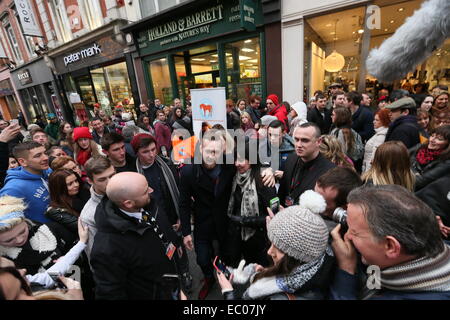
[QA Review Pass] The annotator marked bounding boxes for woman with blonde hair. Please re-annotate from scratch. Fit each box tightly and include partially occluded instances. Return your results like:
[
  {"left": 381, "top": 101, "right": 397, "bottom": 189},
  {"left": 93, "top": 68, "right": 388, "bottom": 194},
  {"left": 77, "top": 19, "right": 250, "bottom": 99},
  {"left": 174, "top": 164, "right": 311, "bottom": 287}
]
[
  {"left": 362, "top": 141, "right": 415, "bottom": 191},
  {"left": 319, "top": 135, "right": 354, "bottom": 169}
]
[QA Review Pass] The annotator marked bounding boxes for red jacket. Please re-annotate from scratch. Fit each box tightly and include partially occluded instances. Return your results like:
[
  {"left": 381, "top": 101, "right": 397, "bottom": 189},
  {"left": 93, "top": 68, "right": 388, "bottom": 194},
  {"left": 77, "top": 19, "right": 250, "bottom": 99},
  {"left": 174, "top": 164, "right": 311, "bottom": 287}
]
[
  {"left": 269, "top": 104, "right": 288, "bottom": 128},
  {"left": 154, "top": 121, "right": 172, "bottom": 153}
]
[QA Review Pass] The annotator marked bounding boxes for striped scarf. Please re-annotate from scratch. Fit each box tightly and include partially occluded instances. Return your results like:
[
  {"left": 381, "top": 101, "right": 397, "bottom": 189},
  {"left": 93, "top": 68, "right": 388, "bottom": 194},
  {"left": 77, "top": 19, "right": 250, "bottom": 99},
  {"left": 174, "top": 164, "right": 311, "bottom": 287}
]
[{"left": 381, "top": 245, "right": 450, "bottom": 292}]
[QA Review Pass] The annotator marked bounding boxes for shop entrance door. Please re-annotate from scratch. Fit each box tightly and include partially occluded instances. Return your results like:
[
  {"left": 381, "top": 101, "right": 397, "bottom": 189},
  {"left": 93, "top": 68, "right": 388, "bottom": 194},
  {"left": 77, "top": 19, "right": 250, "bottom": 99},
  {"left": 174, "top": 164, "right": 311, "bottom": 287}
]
[{"left": 74, "top": 75, "right": 96, "bottom": 108}]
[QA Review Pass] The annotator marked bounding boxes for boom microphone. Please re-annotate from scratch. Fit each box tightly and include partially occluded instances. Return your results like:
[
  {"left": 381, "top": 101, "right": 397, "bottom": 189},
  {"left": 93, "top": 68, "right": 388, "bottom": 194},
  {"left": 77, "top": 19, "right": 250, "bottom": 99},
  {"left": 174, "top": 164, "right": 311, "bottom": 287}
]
[{"left": 366, "top": 0, "right": 450, "bottom": 83}]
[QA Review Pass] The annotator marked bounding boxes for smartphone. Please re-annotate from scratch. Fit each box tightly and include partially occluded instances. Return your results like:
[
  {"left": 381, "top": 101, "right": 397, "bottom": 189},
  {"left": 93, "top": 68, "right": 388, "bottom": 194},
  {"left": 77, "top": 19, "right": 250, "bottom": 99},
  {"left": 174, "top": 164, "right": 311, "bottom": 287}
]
[
  {"left": 10, "top": 119, "right": 18, "bottom": 126},
  {"left": 270, "top": 197, "right": 280, "bottom": 215},
  {"left": 213, "top": 256, "right": 231, "bottom": 279},
  {"left": 47, "top": 272, "right": 67, "bottom": 289}
]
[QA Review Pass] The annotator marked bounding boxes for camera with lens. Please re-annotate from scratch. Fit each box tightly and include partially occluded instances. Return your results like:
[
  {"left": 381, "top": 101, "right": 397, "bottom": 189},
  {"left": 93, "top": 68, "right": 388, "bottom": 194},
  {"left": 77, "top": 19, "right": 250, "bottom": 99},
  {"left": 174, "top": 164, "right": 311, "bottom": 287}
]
[{"left": 332, "top": 207, "right": 348, "bottom": 235}]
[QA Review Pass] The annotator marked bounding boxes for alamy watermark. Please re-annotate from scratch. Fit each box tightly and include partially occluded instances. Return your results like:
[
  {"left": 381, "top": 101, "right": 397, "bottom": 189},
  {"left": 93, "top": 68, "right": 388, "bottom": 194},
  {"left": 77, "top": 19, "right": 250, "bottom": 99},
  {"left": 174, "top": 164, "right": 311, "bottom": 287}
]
[{"left": 366, "top": 265, "right": 381, "bottom": 290}]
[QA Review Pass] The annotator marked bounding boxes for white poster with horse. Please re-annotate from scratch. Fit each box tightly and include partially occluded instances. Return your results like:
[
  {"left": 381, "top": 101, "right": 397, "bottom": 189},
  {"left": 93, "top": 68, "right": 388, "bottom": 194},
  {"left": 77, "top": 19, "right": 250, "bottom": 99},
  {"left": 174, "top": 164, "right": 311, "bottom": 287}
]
[{"left": 191, "top": 87, "right": 227, "bottom": 137}]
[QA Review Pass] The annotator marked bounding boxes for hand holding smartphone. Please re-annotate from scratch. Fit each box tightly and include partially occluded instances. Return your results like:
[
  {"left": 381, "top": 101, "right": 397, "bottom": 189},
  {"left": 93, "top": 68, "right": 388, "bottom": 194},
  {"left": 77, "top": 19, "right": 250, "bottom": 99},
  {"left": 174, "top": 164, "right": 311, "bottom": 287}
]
[
  {"left": 213, "top": 256, "right": 231, "bottom": 280},
  {"left": 47, "top": 272, "right": 67, "bottom": 289},
  {"left": 270, "top": 197, "right": 280, "bottom": 215}
]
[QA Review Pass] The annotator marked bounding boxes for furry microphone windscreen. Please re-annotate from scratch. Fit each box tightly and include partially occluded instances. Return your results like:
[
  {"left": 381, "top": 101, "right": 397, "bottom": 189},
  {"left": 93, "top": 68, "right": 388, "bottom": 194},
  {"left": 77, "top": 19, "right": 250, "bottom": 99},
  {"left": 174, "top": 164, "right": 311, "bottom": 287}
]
[{"left": 366, "top": 0, "right": 450, "bottom": 83}]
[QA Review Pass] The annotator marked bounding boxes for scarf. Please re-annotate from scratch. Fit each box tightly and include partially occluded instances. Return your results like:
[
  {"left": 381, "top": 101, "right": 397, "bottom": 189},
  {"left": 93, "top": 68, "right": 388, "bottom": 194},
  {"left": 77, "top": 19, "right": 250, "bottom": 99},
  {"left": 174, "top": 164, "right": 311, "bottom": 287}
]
[
  {"left": 415, "top": 147, "right": 443, "bottom": 165},
  {"left": 243, "top": 246, "right": 334, "bottom": 299},
  {"left": 227, "top": 170, "right": 259, "bottom": 241},
  {"left": 380, "top": 245, "right": 450, "bottom": 292},
  {"left": 76, "top": 148, "right": 91, "bottom": 167}
]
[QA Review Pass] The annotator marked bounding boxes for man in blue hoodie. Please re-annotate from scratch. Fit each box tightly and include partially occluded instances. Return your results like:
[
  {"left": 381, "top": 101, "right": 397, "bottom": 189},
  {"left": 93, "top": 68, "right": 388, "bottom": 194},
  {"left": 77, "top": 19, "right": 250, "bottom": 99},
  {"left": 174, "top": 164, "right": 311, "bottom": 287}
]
[
  {"left": 0, "top": 141, "right": 52, "bottom": 223},
  {"left": 266, "top": 120, "right": 295, "bottom": 180}
]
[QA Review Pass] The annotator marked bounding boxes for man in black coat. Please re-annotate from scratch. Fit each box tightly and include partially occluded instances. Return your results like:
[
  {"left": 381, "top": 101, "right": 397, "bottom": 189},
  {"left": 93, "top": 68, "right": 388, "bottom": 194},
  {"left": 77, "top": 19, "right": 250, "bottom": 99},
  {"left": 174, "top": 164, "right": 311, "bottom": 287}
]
[
  {"left": 307, "top": 93, "right": 332, "bottom": 134},
  {"left": 384, "top": 97, "right": 420, "bottom": 149},
  {"left": 90, "top": 172, "right": 182, "bottom": 300},
  {"left": 278, "top": 122, "right": 336, "bottom": 207},
  {"left": 345, "top": 91, "right": 375, "bottom": 142},
  {"left": 179, "top": 130, "right": 275, "bottom": 299}
]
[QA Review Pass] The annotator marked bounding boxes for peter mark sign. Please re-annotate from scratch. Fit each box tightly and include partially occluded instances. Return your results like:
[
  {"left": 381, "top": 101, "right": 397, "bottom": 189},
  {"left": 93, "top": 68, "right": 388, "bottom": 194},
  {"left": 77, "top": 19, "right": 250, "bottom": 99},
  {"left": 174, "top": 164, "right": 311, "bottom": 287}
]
[{"left": 63, "top": 43, "right": 102, "bottom": 66}]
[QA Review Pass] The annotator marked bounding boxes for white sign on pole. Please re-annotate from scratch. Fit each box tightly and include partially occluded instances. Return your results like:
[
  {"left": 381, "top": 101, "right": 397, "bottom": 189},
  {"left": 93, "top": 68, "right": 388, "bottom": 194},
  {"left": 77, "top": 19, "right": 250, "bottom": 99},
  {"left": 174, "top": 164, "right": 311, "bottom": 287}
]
[
  {"left": 14, "top": 0, "right": 42, "bottom": 37},
  {"left": 191, "top": 87, "right": 227, "bottom": 137}
]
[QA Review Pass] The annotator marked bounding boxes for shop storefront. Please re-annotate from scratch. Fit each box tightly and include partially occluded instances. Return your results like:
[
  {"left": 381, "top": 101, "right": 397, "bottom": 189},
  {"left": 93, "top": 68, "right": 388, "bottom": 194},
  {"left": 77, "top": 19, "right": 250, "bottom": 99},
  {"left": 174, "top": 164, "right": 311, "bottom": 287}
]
[
  {"left": 123, "top": 0, "right": 275, "bottom": 106},
  {"left": 282, "top": 0, "right": 450, "bottom": 103},
  {"left": 10, "top": 57, "right": 64, "bottom": 124},
  {"left": 47, "top": 19, "right": 137, "bottom": 124},
  {"left": 0, "top": 78, "right": 21, "bottom": 121}
]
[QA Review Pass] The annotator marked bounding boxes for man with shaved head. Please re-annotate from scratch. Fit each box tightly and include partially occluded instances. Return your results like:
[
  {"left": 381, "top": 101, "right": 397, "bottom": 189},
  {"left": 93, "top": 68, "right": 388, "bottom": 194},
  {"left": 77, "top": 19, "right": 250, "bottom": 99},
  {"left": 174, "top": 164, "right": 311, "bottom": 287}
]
[{"left": 89, "top": 172, "right": 182, "bottom": 300}]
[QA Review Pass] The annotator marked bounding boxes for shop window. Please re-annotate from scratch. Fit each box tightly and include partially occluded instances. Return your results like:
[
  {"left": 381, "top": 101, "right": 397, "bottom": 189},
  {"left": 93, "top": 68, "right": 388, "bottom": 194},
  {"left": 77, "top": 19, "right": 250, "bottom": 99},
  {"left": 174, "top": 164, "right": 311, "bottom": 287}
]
[
  {"left": 80, "top": 0, "right": 103, "bottom": 31},
  {"left": 149, "top": 58, "right": 173, "bottom": 106},
  {"left": 174, "top": 45, "right": 220, "bottom": 104},
  {"left": 49, "top": 0, "right": 73, "bottom": 43},
  {"left": 140, "top": 0, "right": 189, "bottom": 17},
  {"left": 104, "top": 62, "right": 132, "bottom": 107},
  {"left": 224, "top": 37, "right": 262, "bottom": 101},
  {"left": 304, "top": 7, "right": 365, "bottom": 99},
  {"left": 3, "top": 20, "right": 23, "bottom": 63}
]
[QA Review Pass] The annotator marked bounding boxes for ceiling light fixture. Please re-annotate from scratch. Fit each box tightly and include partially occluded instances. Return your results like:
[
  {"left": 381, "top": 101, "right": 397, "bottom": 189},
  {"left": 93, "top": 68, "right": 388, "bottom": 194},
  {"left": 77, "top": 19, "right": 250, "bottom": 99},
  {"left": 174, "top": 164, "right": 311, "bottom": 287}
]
[
  {"left": 192, "top": 58, "right": 205, "bottom": 61},
  {"left": 398, "top": 7, "right": 404, "bottom": 12},
  {"left": 357, "top": 29, "right": 364, "bottom": 34},
  {"left": 244, "top": 39, "right": 252, "bottom": 43},
  {"left": 324, "top": 19, "right": 345, "bottom": 73},
  {"left": 390, "top": 20, "right": 395, "bottom": 24}
]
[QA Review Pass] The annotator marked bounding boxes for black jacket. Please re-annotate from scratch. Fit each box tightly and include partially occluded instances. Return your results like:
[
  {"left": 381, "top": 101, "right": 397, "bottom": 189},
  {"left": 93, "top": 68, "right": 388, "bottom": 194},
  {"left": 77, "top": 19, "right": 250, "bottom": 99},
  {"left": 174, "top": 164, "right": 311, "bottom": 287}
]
[
  {"left": 227, "top": 109, "right": 241, "bottom": 130},
  {"left": 416, "top": 173, "right": 450, "bottom": 226},
  {"left": 0, "top": 141, "right": 9, "bottom": 189},
  {"left": 278, "top": 153, "right": 336, "bottom": 207},
  {"left": 410, "top": 144, "right": 450, "bottom": 191},
  {"left": 246, "top": 106, "right": 261, "bottom": 124},
  {"left": 90, "top": 197, "right": 180, "bottom": 300},
  {"left": 307, "top": 107, "right": 332, "bottom": 135},
  {"left": 179, "top": 164, "right": 235, "bottom": 244},
  {"left": 352, "top": 106, "right": 375, "bottom": 142},
  {"left": 385, "top": 115, "right": 420, "bottom": 149},
  {"left": 92, "top": 127, "right": 111, "bottom": 145}
]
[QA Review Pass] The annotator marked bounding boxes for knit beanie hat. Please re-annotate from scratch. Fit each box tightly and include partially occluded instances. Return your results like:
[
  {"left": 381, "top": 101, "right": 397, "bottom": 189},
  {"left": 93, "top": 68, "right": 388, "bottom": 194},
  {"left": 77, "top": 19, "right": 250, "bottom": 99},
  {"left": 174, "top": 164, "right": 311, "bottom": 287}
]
[
  {"left": 0, "top": 196, "right": 26, "bottom": 232},
  {"left": 131, "top": 133, "right": 155, "bottom": 153},
  {"left": 267, "top": 94, "right": 279, "bottom": 106},
  {"left": 73, "top": 127, "right": 93, "bottom": 142},
  {"left": 267, "top": 190, "right": 329, "bottom": 263}
]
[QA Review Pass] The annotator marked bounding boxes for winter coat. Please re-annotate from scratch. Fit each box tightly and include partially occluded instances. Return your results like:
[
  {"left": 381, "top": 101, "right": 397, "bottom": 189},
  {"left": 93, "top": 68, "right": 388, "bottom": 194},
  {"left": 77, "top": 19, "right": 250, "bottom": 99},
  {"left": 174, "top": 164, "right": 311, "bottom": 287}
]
[
  {"left": 44, "top": 122, "right": 60, "bottom": 140},
  {"left": 265, "top": 135, "right": 295, "bottom": 172},
  {"left": 45, "top": 207, "right": 78, "bottom": 234},
  {"left": 307, "top": 107, "right": 332, "bottom": 135},
  {"left": 330, "top": 128, "right": 364, "bottom": 161},
  {"left": 330, "top": 269, "right": 450, "bottom": 300},
  {"left": 0, "top": 167, "right": 52, "bottom": 223},
  {"left": 179, "top": 164, "right": 235, "bottom": 246},
  {"left": 245, "top": 106, "right": 261, "bottom": 124},
  {"left": 80, "top": 186, "right": 104, "bottom": 261},
  {"left": 0, "top": 141, "right": 9, "bottom": 189},
  {"left": 224, "top": 251, "right": 336, "bottom": 300},
  {"left": 278, "top": 153, "right": 336, "bottom": 207},
  {"left": 362, "top": 126, "right": 388, "bottom": 173},
  {"left": 352, "top": 106, "right": 375, "bottom": 142},
  {"left": 92, "top": 126, "right": 111, "bottom": 145},
  {"left": 0, "top": 220, "right": 66, "bottom": 275},
  {"left": 154, "top": 120, "right": 172, "bottom": 154},
  {"left": 90, "top": 197, "right": 179, "bottom": 300},
  {"left": 269, "top": 105, "right": 288, "bottom": 129},
  {"left": 385, "top": 115, "right": 420, "bottom": 149},
  {"left": 227, "top": 109, "right": 241, "bottom": 130},
  {"left": 410, "top": 144, "right": 450, "bottom": 191},
  {"left": 415, "top": 173, "right": 450, "bottom": 226}
]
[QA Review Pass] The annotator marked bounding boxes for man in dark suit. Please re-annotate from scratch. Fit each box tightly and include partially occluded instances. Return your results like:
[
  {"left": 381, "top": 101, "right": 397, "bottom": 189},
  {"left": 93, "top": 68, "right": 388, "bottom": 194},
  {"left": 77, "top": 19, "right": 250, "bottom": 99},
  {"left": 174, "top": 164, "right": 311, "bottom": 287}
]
[
  {"left": 307, "top": 93, "right": 332, "bottom": 134},
  {"left": 278, "top": 122, "right": 336, "bottom": 207}
]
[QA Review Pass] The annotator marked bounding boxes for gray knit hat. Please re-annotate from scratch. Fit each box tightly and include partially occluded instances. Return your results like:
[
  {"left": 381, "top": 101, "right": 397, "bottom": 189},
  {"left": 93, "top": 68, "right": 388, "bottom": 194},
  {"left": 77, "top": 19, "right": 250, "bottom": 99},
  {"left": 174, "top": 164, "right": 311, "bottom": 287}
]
[{"left": 267, "top": 190, "right": 329, "bottom": 263}]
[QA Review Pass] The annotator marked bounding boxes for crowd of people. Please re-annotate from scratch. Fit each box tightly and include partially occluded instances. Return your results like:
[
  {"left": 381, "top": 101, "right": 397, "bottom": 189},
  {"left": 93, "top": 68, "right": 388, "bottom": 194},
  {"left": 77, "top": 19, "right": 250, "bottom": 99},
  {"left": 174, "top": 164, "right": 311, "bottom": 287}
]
[{"left": 0, "top": 83, "right": 449, "bottom": 300}]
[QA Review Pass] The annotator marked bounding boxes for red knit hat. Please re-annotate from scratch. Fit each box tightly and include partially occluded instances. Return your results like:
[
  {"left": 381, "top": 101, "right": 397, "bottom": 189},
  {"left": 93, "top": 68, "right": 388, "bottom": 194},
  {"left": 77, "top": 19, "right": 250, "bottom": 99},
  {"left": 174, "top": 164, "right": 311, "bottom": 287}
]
[
  {"left": 131, "top": 133, "right": 157, "bottom": 153},
  {"left": 73, "top": 127, "right": 93, "bottom": 142},
  {"left": 267, "top": 94, "right": 279, "bottom": 106}
]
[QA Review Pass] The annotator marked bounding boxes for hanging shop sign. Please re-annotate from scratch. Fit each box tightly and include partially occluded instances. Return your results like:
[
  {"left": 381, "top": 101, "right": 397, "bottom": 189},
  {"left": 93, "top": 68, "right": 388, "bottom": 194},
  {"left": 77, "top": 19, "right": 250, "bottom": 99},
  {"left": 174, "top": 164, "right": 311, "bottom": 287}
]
[
  {"left": 137, "top": 0, "right": 263, "bottom": 56},
  {"left": 14, "top": 0, "right": 42, "bottom": 37},
  {"left": 17, "top": 69, "right": 33, "bottom": 85}
]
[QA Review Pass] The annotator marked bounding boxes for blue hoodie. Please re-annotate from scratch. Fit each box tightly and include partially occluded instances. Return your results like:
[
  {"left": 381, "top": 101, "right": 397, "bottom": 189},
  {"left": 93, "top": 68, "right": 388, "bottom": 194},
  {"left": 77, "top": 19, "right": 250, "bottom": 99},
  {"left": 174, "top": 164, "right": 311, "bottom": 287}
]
[{"left": 0, "top": 167, "right": 52, "bottom": 223}]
